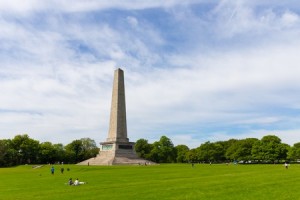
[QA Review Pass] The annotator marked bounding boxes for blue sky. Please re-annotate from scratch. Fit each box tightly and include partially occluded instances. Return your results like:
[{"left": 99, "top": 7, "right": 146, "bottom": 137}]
[{"left": 1, "top": 0, "right": 300, "bottom": 148}]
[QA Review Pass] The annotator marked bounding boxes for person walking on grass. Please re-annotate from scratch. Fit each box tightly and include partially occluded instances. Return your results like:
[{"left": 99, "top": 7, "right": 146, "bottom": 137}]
[{"left": 51, "top": 166, "right": 55, "bottom": 175}]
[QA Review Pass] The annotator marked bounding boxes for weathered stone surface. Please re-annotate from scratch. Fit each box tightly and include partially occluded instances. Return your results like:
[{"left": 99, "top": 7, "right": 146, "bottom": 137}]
[
  {"left": 77, "top": 68, "right": 155, "bottom": 165},
  {"left": 107, "top": 69, "right": 129, "bottom": 143}
]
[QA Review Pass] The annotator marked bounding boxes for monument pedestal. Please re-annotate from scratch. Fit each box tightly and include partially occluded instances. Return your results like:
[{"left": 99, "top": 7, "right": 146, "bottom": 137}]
[{"left": 78, "top": 141, "right": 154, "bottom": 165}]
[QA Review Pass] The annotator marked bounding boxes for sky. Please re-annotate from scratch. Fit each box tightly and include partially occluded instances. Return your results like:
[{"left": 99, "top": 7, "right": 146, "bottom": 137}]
[{"left": 1, "top": 0, "right": 300, "bottom": 148}]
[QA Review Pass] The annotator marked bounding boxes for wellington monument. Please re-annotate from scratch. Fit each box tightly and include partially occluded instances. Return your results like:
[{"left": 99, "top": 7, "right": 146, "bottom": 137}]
[{"left": 78, "top": 68, "right": 154, "bottom": 165}]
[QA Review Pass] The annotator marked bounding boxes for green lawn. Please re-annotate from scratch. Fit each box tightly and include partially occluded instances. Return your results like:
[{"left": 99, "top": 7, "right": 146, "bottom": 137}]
[{"left": 0, "top": 163, "right": 299, "bottom": 200}]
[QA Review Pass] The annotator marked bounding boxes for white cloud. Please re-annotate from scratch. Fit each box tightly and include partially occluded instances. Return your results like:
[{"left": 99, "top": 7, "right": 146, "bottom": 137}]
[
  {"left": 280, "top": 10, "right": 300, "bottom": 27},
  {"left": 172, "top": 134, "right": 201, "bottom": 148},
  {"left": 212, "top": 1, "right": 300, "bottom": 38},
  {"left": 128, "top": 40, "right": 300, "bottom": 115},
  {"left": 0, "top": 0, "right": 43, "bottom": 13},
  {"left": 0, "top": 0, "right": 208, "bottom": 14},
  {"left": 126, "top": 16, "right": 138, "bottom": 27}
]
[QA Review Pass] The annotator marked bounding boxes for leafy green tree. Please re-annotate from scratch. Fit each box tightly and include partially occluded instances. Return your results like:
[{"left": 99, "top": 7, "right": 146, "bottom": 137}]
[
  {"left": 0, "top": 140, "right": 8, "bottom": 166},
  {"left": 278, "top": 143, "right": 290, "bottom": 161},
  {"left": 197, "top": 142, "right": 210, "bottom": 162},
  {"left": 38, "top": 142, "right": 66, "bottom": 164},
  {"left": 65, "top": 138, "right": 98, "bottom": 163},
  {"left": 148, "top": 141, "right": 160, "bottom": 163},
  {"left": 0, "top": 139, "right": 17, "bottom": 167},
  {"left": 53, "top": 143, "right": 66, "bottom": 163},
  {"left": 225, "top": 140, "right": 240, "bottom": 161},
  {"left": 252, "top": 135, "right": 288, "bottom": 162},
  {"left": 159, "top": 136, "right": 176, "bottom": 163},
  {"left": 135, "top": 139, "right": 152, "bottom": 159},
  {"left": 241, "top": 138, "right": 259, "bottom": 161},
  {"left": 80, "top": 138, "right": 99, "bottom": 159},
  {"left": 148, "top": 136, "right": 176, "bottom": 163},
  {"left": 222, "top": 139, "right": 239, "bottom": 150},
  {"left": 198, "top": 141, "right": 224, "bottom": 162},
  {"left": 213, "top": 141, "right": 227, "bottom": 161},
  {"left": 226, "top": 138, "right": 258, "bottom": 161},
  {"left": 186, "top": 148, "right": 198, "bottom": 163},
  {"left": 11, "top": 134, "right": 40, "bottom": 164},
  {"left": 65, "top": 140, "right": 83, "bottom": 163},
  {"left": 39, "top": 142, "right": 57, "bottom": 164},
  {"left": 288, "top": 142, "right": 300, "bottom": 160},
  {"left": 175, "top": 145, "right": 189, "bottom": 163}
]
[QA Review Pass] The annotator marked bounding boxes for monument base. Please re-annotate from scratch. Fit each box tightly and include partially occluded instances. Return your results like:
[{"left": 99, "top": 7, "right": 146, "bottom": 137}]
[{"left": 77, "top": 141, "right": 155, "bottom": 166}]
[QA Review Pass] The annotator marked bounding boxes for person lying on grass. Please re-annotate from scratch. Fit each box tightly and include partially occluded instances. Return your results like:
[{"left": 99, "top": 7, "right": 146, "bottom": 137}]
[{"left": 73, "top": 178, "right": 87, "bottom": 185}]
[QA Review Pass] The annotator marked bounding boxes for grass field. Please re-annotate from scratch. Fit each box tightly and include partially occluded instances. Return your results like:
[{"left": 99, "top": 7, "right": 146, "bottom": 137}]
[{"left": 0, "top": 163, "right": 299, "bottom": 200}]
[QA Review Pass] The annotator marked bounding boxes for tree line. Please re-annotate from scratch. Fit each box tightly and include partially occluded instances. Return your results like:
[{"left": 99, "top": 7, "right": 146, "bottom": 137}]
[
  {"left": 1, "top": 134, "right": 300, "bottom": 167},
  {"left": 135, "top": 135, "right": 300, "bottom": 164},
  {"left": 0, "top": 134, "right": 99, "bottom": 167}
]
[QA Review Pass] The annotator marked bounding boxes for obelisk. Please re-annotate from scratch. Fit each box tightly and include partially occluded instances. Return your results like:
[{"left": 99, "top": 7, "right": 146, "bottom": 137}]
[
  {"left": 77, "top": 68, "right": 155, "bottom": 165},
  {"left": 106, "top": 68, "right": 129, "bottom": 143},
  {"left": 100, "top": 68, "right": 134, "bottom": 153}
]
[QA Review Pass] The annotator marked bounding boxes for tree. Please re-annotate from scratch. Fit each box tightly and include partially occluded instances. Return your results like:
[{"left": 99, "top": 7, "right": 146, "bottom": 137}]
[
  {"left": 226, "top": 138, "right": 258, "bottom": 162},
  {"left": 65, "top": 138, "right": 98, "bottom": 163},
  {"left": 198, "top": 141, "right": 223, "bottom": 162},
  {"left": 252, "top": 135, "right": 287, "bottom": 163},
  {"left": 39, "top": 142, "right": 57, "bottom": 164},
  {"left": 148, "top": 141, "right": 160, "bottom": 163},
  {"left": 11, "top": 134, "right": 40, "bottom": 164},
  {"left": 213, "top": 141, "right": 227, "bottom": 162},
  {"left": 0, "top": 140, "right": 8, "bottom": 166},
  {"left": 0, "top": 139, "right": 17, "bottom": 167},
  {"left": 159, "top": 136, "right": 176, "bottom": 163},
  {"left": 186, "top": 148, "right": 198, "bottom": 163},
  {"left": 225, "top": 140, "right": 240, "bottom": 161},
  {"left": 65, "top": 140, "right": 83, "bottom": 163},
  {"left": 277, "top": 143, "right": 289, "bottom": 161},
  {"left": 80, "top": 138, "right": 99, "bottom": 160},
  {"left": 53, "top": 143, "right": 66, "bottom": 163},
  {"left": 148, "top": 136, "right": 176, "bottom": 163},
  {"left": 175, "top": 145, "right": 189, "bottom": 163},
  {"left": 288, "top": 142, "right": 300, "bottom": 160},
  {"left": 135, "top": 139, "right": 152, "bottom": 159},
  {"left": 240, "top": 138, "right": 259, "bottom": 161}
]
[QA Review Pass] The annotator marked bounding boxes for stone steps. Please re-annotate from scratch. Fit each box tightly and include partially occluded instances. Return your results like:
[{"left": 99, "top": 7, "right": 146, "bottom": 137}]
[
  {"left": 77, "top": 153, "right": 156, "bottom": 166},
  {"left": 113, "top": 157, "right": 155, "bottom": 165}
]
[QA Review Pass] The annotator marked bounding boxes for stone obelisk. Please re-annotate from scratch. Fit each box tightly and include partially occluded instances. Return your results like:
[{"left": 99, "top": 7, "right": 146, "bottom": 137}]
[
  {"left": 106, "top": 68, "right": 128, "bottom": 143},
  {"left": 77, "top": 68, "right": 154, "bottom": 165},
  {"left": 100, "top": 68, "right": 135, "bottom": 155}
]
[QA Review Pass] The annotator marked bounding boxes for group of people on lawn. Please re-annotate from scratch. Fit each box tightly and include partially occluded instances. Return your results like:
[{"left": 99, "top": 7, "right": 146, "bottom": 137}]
[{"left": 50, "top": 166, "right": 86, "bottom": 186}]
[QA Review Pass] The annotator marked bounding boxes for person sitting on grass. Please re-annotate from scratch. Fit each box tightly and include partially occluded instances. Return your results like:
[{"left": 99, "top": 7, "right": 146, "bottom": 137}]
[
  {"left": 74, "top": 178, "right": 86, "bottom": 186},
  {"left": 68, "top": 178, "right": 73, "bottom": 185}
]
